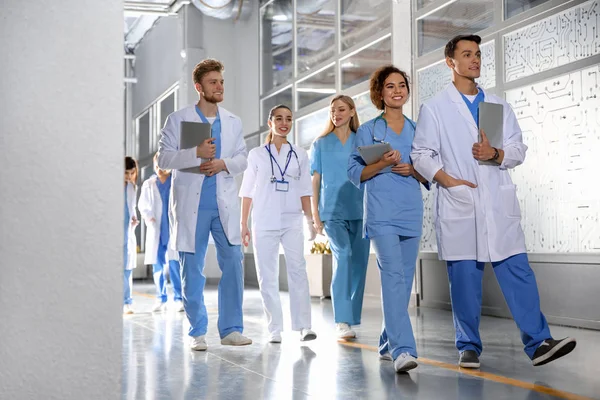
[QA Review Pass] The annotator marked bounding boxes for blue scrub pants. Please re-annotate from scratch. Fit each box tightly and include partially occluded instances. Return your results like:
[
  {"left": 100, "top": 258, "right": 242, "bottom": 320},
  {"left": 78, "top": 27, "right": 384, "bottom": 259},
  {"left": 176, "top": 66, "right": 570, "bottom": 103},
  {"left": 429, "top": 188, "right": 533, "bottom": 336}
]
[
  {"left": 447, "top": 253, "right": 551, "bottom": 359},
  {"left": 371, "top": 235, "right": 420, "bottom": 360},
  {"left": 179, "top": 208, "right": 244, "bottom": 338},
  {"left": 323, "top": 219, "right": 370, "bottom": 325},
  {"left": 124, "top": 269, "right": 133, "bottom": 305},
  {"left": 153, "top": 242, "right": 182, "bottom": 303}
]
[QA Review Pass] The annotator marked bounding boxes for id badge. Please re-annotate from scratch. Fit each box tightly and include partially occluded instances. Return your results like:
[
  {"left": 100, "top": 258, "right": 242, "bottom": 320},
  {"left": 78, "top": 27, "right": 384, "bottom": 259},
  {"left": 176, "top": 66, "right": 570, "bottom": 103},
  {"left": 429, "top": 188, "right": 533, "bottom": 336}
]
[{"left": 275, "top": 180, "right": 289, "bottom": 192}]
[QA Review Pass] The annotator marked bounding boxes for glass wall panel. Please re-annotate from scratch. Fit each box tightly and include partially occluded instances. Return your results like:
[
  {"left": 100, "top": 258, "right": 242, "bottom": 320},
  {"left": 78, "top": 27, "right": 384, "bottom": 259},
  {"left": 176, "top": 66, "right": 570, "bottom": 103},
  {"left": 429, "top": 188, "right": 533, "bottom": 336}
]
[
  {"left": 296, "top": 0, "right": 336, "bottom": 73},
  {"left": 417, "top": 0, "right": 494, "bottom": 56},
  {"left": 245, "top": 134, "right": 261, "bottom": 151},
  {"left": 156, "top": 92, "right": 175, "bottom": 152},
  {"left": 504, "top": 0, "right": 600, "bottom": 83},
  {"left": 341, "top": 0, "right": 391, "bottom": 50},
  {"left": 295, "top": 107, "right": 329, "bottom": 148},
  {"left": 137, "top": 111, "right": 151, "bottom": 160},
  {"left": 505, "top": 64, "right": 600, "bottom": 252},
  {"left": 417, "top": 0, "right": 438, "bottom": 9},
  {"left": 341, "top": 36, "right": 391, "bottom": 89},
  {"left": 261, "top": 0, "right": 293, "bottom": 94},
  {"left": 505, "top": 0, "right": 551, "bottom": 19},
  {"left": 297, "top": 64, "right": 336, "bottom": 109},
  {"left": 261, "top": 86, "right": 293, "bottom": 123},
  {"left": 353, "top": 91, "right": 379, "bottom": 123}
]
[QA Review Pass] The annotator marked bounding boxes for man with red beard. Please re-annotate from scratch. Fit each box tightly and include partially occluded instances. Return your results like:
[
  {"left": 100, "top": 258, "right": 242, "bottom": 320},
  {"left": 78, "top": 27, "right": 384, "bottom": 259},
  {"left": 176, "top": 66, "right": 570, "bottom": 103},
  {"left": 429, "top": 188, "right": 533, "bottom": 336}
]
[{"left": 158, "top": 59, "right": 251, "bottom": 351}]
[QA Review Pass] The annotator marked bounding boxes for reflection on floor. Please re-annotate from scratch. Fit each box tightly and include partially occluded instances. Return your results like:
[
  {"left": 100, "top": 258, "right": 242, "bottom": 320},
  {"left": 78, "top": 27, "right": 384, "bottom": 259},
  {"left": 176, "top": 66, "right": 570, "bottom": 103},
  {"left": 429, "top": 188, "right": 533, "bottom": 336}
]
[{"left": 123, "top": 283, "right": 599, "bottom": 400}]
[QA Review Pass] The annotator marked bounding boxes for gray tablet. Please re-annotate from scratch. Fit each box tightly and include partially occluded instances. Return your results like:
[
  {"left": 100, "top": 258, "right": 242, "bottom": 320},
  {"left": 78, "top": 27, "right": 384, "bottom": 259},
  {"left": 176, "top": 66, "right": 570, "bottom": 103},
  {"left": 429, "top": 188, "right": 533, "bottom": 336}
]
[
  {"left": 478, "top": 102, "right": 504, "bottom": 166},
  {"left": 357, "top": 142, "right": 393, "bottom": 165},
  {"left": 179, "top": 121, "right": 212, "bottom": 174}
]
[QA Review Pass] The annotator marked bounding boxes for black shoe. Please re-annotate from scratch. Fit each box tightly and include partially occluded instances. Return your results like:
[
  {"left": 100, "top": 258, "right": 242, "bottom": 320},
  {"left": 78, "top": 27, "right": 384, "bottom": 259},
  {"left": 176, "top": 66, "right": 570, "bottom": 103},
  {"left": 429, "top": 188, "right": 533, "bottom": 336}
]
[
  {"left": 532, "top": 337, "right": 576, "bottom": 366},
  {"left": 459, "top": 350, "right": 480, "bottom": 368}
]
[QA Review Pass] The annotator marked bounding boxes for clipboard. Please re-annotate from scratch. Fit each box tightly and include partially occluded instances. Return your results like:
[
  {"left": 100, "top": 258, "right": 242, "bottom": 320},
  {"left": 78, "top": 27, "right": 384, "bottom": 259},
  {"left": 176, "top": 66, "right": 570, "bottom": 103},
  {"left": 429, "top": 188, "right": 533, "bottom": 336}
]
[
  {"left": 179, "top": 121, "right": 212, "bottom": 173},
  {"left": 478, "top": 102, "right": 504, "bottom": 166},
  {"left": 357, "top": 142, "right": 393, "bottom": 165}
]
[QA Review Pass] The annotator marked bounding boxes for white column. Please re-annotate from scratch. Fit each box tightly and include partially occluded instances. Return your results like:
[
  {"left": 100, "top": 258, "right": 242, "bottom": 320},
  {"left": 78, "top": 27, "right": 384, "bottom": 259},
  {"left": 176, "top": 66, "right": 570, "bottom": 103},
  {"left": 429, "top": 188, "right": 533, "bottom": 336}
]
[
  {"left": 0, "top": 1, "right": 123, "bottom": 399},
  {"left": 392, "top": 0, "right": 414, "bottom": 118}
]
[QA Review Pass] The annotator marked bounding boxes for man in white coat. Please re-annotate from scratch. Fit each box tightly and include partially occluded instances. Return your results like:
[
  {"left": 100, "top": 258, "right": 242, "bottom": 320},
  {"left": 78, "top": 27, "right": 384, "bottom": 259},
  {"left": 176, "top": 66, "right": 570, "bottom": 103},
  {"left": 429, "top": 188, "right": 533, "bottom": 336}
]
[
  {"left": 138, "top": 153, "right": 183, "bottom": 313},
  {"left": 157, "top": 58, "right": 251, "bottom": 350},
  {"left": 411, "top": 35, "right": 576, "bottom": 368}
]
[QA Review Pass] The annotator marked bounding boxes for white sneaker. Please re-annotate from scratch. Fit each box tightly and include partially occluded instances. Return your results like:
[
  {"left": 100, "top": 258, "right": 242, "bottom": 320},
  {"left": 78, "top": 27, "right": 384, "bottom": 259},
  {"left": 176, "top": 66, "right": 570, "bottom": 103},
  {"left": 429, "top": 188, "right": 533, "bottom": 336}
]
[
  {"left": 379, "top": 352, "right": 393, "bottom": 361},
  {"left": 394, "top": 353, "right": 418, "bottom": 373},
  {"left": 173, "top": 300, "right": 185, "bottom": 312},
  {"left": 221, "top": 331, "right": 252, "bottom": 346},
  {"left": 269, "top": 334, "right": 282, "bottom": 343},
  {"left": 123, "top": 304, "right": 134, "bottom": 314},
  {"left": 190, "top": 335, "right": 207, "bottom": 351},
  {"left": 336, "top": 323, "right": 356, "bottom": 339},
  {"left": 300, "top": 328, "right": 317, "bottom": 341},
  {"left": 152, "top": 301, "right": 167, "bottom": 312}
]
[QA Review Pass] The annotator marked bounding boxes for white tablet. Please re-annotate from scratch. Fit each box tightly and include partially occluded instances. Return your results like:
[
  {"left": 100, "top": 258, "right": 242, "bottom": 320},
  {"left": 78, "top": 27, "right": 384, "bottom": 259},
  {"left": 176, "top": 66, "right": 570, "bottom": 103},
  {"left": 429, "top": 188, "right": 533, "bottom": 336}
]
[{"left": 357, "top": 143, "right": 393, "bottom": 165}]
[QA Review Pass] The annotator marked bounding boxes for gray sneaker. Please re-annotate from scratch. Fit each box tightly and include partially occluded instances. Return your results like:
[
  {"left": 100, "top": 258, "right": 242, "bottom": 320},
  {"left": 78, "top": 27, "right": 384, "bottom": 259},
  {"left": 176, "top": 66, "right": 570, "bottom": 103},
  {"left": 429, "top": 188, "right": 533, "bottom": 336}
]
[{"left": 459, "top": 350, "right": 480, "bottom": 368}]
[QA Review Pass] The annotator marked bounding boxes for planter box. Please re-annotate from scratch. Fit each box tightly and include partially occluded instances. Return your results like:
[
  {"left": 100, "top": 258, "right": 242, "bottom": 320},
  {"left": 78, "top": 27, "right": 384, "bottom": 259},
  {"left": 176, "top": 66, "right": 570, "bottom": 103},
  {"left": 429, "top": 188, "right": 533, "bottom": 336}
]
[{"left": 305, "top": 253, "right": 332, "bottom": 298}]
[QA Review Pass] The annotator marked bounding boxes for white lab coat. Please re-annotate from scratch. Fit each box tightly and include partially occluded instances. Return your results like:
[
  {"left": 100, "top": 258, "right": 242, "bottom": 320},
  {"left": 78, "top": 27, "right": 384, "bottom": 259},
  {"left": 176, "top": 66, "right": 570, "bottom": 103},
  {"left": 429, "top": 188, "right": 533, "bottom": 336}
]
[
  {"left": 137, "top": 175, "right": 178, "bottom": 265},
  {"left": 125, "top": 182, "right": 138, "bottom": 270},
  {"left": 239, "top": 143, "right": 313, "bottom": 231},
  {"left": 411, "top": 84, "right": 528, "bottom": 262},
  {"left": 157, "top": 105, "right": 248, "bottom": 252}
]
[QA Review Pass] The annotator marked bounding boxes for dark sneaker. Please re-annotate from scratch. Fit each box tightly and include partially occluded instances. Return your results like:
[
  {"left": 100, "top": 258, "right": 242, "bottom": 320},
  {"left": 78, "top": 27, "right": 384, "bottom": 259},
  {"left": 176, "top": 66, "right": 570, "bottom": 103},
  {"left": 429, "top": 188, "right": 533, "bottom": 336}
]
[
  {"left": 459, "top": 350, "right": 481, "bottom": 368},
  {"left": 532, "top": 337, "right": 576, "bottom": 366}
]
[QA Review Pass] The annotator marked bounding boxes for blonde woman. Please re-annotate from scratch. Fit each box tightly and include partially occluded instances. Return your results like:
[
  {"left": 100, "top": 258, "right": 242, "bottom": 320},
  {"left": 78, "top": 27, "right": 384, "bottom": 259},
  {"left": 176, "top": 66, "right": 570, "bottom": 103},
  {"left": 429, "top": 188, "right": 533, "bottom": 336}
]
[{"left": 310, "top": 95, "right": 370, "bottom": 340}]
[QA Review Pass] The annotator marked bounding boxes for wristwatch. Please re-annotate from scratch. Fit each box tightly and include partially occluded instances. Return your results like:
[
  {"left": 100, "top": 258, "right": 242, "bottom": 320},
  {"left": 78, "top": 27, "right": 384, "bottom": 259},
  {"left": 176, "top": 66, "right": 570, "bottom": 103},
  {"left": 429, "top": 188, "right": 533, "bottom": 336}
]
[{"left": 490, "top": 147, "right": 499, "bottom": 161}]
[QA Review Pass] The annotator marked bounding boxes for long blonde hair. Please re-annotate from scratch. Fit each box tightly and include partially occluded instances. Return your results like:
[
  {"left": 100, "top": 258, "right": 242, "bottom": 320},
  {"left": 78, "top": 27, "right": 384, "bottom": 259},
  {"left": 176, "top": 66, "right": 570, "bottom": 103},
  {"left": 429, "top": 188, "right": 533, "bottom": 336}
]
[{"left": 316, "top": 95, "right": 360, "bottom": 140}]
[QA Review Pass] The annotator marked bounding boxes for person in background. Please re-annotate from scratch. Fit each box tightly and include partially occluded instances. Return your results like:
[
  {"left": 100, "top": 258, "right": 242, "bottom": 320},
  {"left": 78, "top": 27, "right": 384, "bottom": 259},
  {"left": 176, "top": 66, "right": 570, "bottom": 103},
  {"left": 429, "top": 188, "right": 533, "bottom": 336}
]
[
  {"left": 239, "top": 104, "right": 317, "bottom": 344},
  {"left": 138, "top": 153, "right": 183, "bottom": 313},
  {"left": 310, "top": 95, "right": 370, "bottom": 340},
  {"left": 124, "top": 156, "right": 139, "bottom": 314}
]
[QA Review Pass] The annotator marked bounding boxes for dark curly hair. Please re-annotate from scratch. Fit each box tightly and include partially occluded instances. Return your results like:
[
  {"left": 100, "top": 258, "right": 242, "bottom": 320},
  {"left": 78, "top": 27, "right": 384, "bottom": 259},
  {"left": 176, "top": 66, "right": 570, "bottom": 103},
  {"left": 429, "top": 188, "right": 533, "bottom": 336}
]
[{"left": 369, "top": 65, "right": 411, "bottom": 111}]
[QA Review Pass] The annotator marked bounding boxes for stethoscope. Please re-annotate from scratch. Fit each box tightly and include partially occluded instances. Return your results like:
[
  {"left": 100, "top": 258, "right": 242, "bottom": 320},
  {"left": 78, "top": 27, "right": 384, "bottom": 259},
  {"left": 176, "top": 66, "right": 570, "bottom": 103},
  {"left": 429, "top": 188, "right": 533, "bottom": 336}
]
[
  {"left": 369, "top": 113, "right": 416, "bottom": 144},
  {"left": 265, "top": 142, "right": 300, "bottom": 183}
]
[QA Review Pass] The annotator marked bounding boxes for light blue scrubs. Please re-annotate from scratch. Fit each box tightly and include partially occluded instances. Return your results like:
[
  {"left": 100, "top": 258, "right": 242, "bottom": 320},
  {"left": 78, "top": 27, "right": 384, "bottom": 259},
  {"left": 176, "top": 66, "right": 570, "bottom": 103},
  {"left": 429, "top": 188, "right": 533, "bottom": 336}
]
[
  {"left": 310, "top": 132, "right": 370, "bottom": 325},
  {"left": 448, "top": 92, "right": 551, "bottom": 359},
  {"left": 179, "top": 107, "right": 244, "bottom": 338},
  {"left": 124, "top": 188, "right": 132, "bottom": 305},
  {"left": 153, "top": 175, "right": 182, "bottom": 303},
  {"left": 348, "top": 115, "right": 424, "bottom": 360}
]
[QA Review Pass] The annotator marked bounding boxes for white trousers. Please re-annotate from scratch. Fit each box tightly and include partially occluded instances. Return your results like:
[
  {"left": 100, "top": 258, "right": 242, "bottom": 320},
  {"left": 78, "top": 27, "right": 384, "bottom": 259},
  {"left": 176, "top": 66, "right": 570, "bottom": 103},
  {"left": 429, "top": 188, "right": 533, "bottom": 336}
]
[{"left": 252, "top": 225, "right": 312, "bottom": 335}]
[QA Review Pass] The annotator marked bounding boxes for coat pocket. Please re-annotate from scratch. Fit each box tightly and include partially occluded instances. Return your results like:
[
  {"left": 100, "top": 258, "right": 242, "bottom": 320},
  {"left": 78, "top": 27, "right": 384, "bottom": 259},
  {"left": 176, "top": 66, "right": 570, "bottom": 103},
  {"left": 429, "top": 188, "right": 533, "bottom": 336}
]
[
  {"left": 439, "top": 185, "right": 475, "bottom": 219},
  {"left": 499, "top": 184, "right": 521, "bottom": 219}
]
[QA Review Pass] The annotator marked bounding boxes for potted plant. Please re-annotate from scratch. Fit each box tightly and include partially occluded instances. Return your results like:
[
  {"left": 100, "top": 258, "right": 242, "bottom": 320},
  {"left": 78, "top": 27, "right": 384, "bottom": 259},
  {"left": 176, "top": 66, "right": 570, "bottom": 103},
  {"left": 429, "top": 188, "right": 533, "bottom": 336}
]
[{"left": 305, "top": 239, "right": 332, "bottom": 298}]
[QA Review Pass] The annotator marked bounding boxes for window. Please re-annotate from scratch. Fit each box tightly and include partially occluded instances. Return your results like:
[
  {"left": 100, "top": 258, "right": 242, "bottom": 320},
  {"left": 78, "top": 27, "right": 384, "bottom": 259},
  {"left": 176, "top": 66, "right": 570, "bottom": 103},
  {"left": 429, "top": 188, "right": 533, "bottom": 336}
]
[
  {"left": 341, "top": 0, "right": 391, "bottom": 50},
  {"left": 137, "top": 110, "right": 151, "bottom": 160},
  {"left": 417, "top": 0, "right": 438, "bottom": 9},
  {"left": 353, "top": 91, "right": 379, "bottom": 123},
  {"left": 297, "top": 64, "right": 336, "bottom": 109},
  {"left": 296, "top": 0, "right": 336, "bottom": 74},
  {"left": 341, "top": 35, "right": 391, "bottom": 89},
  {"left": 295, "top": 107, "right": 329, "bottom": 149},
  {"left": 505, "top": 0, "right": 551, "bottom": 19},
  {"left": 417, "top": 0, "right": 495, "bottom": 56},
  {"left": 261, "top": 0, "right": 293, "bottom": 94},
  {"left": 261, "top": 86, "right": 293, "bottom": 123}
]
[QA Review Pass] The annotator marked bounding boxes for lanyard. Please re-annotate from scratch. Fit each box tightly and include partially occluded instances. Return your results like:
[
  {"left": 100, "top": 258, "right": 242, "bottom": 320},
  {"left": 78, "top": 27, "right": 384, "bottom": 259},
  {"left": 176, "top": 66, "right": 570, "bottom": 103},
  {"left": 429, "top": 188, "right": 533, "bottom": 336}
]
[{"left": 265, "top": 143, "right": 295, "bottom": 182}]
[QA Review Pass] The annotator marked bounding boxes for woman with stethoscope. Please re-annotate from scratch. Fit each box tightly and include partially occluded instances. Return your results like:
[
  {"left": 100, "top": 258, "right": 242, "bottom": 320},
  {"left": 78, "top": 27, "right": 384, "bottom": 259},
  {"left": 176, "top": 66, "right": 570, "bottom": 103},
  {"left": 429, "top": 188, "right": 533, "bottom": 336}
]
[
  {"left": 239, "top": 104, "right": 317, "bottom": 343},
  {"left": 309, "top": 95, "right": 370, "bottom": 340},
  {"left": 348, "top": 66, "right": 428, "bottom": 373}
]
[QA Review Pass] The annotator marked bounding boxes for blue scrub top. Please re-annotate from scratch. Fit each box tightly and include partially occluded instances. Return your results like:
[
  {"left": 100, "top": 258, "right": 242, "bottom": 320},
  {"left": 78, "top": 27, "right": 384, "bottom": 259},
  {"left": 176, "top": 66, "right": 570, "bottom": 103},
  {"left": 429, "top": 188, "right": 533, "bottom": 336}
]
[
  {"left": 196, "top": 106, "right": 221, "bottom": 210},
  {"left": 156, "top": 174, "right": 172, "bottom": 246},
  {"left": 310, "top": 132, "right": 363, "bottom": 222},
  {"left": 460, "top": 89, "right": 485, "bottom": 125},
  {"left": 347, "top": 116, "right": 423, "bottom": 239}
]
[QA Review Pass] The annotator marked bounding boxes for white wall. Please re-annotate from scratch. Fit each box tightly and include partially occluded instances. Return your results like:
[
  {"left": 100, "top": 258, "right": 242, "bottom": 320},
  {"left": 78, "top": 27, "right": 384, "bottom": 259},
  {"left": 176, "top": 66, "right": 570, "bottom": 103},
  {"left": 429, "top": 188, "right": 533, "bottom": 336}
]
[
  {"left": 0, "top": 1, "right": 123, "bottom": 399},
  {"left": 132, "top": 15, "right": 181, "bottom": 117}
]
